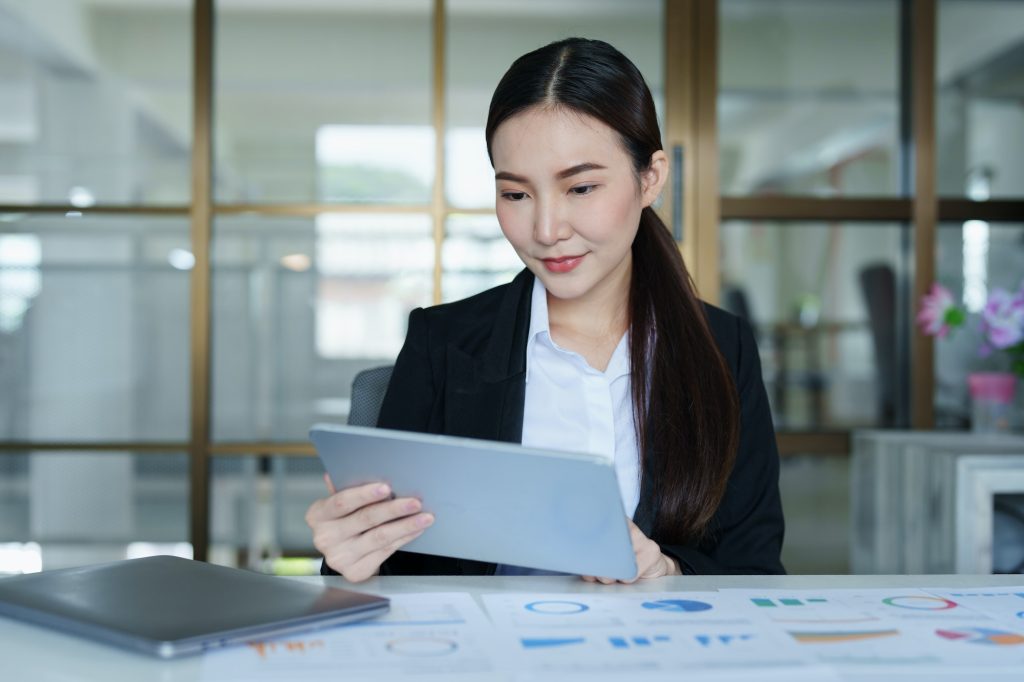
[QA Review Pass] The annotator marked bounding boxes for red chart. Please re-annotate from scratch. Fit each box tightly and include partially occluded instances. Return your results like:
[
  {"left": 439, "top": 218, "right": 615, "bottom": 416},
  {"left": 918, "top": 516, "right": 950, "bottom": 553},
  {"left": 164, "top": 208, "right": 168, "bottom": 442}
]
[{"left": 935, "top": 627, "right": 1024, "bottom": 646}]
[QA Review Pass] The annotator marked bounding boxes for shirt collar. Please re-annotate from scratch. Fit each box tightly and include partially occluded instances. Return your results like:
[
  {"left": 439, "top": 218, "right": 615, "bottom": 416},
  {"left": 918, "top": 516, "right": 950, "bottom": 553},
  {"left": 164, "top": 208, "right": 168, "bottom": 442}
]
[{"left": 525, "top": 276, "right": 550, "bottom": 384}]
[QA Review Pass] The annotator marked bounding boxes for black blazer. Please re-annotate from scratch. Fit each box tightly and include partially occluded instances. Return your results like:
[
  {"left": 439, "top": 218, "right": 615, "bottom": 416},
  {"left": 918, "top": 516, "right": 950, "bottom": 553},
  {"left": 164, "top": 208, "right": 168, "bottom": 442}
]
[{"left": 322, "top": 269, "right": 785, "bottom": 577}]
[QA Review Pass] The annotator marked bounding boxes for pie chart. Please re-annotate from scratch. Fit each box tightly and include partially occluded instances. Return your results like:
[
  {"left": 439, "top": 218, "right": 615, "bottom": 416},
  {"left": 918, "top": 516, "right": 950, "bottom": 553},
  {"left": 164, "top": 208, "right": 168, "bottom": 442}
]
[
  {"left": 882, "top": 596, "right": 957, "bottom": 610},
  {"left": 936, "top": 627, "right": 1024, "bottom": 646},
  {"left": 641, "top": 599, "right": 713, "bottom": 613}
]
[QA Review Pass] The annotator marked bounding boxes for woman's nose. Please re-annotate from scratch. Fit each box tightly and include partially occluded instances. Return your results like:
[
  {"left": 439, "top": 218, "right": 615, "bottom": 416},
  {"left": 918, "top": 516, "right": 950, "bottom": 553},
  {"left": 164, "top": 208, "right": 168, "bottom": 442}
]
[{"left": 533, "top": 200, "right": 570, "bottom": 246}]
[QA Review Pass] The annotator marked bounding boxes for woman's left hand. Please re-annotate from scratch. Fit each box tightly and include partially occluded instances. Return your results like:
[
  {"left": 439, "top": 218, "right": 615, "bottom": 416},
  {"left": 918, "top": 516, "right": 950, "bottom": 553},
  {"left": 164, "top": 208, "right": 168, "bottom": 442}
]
[{"left": 581, "top": 519, "right": 681, "bottom": 584}]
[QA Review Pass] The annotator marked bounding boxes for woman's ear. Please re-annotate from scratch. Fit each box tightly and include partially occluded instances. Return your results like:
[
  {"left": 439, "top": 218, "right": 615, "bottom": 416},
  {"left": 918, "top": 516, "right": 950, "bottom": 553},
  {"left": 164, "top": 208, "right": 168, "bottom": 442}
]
[{"left": 640, "top": 150, "right": 669, "bottom": 208}]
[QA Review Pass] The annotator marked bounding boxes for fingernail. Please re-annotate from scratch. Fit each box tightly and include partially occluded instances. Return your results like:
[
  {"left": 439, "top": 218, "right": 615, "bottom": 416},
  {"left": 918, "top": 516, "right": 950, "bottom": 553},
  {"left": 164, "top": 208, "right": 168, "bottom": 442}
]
[
  {"left": 404, "top": 499, "right": 420, "bottom": 513},
  {"left": 416, "top": 514, "right": 434, "bottom": 527},
  {"left": 376, "top": 484, "right": 390, "bottom": 497}
]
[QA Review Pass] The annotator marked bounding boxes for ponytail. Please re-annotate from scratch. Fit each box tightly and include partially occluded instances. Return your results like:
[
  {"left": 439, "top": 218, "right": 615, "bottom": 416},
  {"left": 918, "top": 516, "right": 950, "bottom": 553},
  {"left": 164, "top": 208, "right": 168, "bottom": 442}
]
[{"left": 629, "top": 207, "right": 739, "bottom": 543}]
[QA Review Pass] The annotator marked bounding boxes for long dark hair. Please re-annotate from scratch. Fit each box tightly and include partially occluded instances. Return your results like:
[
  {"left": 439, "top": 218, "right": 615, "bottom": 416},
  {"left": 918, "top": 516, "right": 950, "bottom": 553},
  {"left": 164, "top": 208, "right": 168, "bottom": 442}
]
[{"left": 485, "top": 38, "right": 739, "bottom": 545}]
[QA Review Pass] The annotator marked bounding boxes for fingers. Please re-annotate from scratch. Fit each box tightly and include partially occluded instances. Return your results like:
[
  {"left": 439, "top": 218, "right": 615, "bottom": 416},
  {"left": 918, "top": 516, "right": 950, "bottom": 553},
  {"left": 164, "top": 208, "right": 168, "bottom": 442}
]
[
  {"left": 322, "top": 472, "right": 337, "bottom": 495},
  {"left": 350, "top": 510, "right": 434, "bottom": 558},
  {"left": 345, "top": 526, "right": 428, "bottom": 583},
  {"left": 305, "top": 482, "right": 391, "bottom": 526},
  {"left": 324, "top": 512, "right": 434, "bottom": 582},
  {"left": 580, "top": 573, "right": 622, "bottom": 585},
  {"left": 346, "top": 495, "right": 424, "bottom": 538}
]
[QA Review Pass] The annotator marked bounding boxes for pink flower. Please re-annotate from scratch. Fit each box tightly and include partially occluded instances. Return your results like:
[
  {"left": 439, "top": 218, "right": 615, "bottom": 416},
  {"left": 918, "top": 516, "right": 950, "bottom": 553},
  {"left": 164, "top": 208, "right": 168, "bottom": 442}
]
[
  {"left": 916, "top": 283, "right": 961, "bottom": 338},
  {"left": 980, "top": 287, "right": 1024, "bottom": 351}
]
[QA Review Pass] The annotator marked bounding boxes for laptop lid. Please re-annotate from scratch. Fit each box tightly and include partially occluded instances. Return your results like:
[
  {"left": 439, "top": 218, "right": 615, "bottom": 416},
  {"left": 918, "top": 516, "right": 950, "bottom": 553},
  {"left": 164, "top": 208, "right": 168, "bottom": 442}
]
[{"left": 0, "top": 555, "right": 389, "bottom": 658}]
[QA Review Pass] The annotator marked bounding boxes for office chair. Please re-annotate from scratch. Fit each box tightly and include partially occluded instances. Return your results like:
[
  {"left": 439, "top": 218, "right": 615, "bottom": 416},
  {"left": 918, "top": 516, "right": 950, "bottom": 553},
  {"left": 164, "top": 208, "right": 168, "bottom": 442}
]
[
  {"left": 858, "top": 263, "right": 897, "bottom": 426},
  {"left": 347, "top": 365, "right": 395, "bottom": 427}
]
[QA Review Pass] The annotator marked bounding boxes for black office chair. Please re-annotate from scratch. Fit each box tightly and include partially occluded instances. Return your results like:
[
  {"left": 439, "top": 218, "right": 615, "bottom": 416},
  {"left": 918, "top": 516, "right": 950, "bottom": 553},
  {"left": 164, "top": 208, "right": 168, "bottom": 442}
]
[
  {"left": 347, "top": 365, "right": 394, "bottom": 427},
  {"left": 858, "top": 263, "right": 897, "bottom": 426}
]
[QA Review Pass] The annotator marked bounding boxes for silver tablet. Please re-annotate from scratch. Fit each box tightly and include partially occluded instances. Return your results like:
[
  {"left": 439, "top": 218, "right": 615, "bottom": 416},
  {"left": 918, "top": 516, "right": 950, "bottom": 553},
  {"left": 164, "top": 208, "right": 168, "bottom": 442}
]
[
  {"left": 310, "top": 423, "right": 638, "bottom": 580},
  {"left": 0, "top": 555, "right": 389, "bottom": 658}
]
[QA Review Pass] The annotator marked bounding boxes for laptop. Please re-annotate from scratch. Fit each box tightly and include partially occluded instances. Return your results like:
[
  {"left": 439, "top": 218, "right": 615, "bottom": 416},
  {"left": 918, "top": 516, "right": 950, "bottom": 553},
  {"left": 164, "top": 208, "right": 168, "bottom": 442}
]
[
  {"left": 311, "top": 423, "right": 638, "bottom": 580},
  {"left": 0, "top": 555, "right": 389, "bottom": 658}
]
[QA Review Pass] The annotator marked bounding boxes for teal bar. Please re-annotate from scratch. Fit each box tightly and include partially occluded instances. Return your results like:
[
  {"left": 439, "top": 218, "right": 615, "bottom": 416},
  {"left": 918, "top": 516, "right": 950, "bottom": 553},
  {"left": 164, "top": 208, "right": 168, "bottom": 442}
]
[
  {"left": 779, "top": 598, "right": 803, "bottom": 606},
  {"left": 752, "top": 598, "right": 775, "bottom": 607}
]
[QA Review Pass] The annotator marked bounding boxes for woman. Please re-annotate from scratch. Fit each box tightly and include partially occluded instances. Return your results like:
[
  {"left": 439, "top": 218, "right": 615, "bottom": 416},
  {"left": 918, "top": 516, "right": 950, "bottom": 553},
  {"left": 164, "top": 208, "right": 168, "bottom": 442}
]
[{"left": 306, "top": 38, "right": 784, "bottom": 582}]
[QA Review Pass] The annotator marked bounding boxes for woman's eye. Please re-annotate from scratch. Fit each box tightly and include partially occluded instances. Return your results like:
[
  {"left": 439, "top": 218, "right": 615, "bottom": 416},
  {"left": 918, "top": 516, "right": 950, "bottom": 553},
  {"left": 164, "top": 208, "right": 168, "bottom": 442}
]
[
  {"left": 501, "top": 191, "right": 527, "bottom": 201},
  {"left": 570, "top": 184, "right": 597, "bottom": 196}
]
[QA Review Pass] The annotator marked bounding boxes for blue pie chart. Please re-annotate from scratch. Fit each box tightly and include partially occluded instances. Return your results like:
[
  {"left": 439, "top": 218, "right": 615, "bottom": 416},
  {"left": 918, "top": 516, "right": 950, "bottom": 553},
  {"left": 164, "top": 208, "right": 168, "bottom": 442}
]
[{"left": 641, "top": 599, "right": 713, "bottom": 613}]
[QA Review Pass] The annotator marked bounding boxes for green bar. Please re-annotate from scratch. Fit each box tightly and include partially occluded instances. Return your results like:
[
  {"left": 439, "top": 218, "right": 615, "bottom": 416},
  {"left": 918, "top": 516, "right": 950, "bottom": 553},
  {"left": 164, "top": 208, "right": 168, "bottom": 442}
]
[
  {"left": 752, "top": 598, "right": 775, "bottom": 607},
  {"left": 807, "top": 598, "right": 827, "bottom": 603},
  {"left": 780, "top": 599, "right": 803, "bottom": 606}
]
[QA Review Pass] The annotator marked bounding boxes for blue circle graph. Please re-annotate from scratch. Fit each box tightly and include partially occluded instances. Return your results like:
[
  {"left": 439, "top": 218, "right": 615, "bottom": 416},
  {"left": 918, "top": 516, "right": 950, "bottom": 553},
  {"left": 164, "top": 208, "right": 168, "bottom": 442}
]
[
  {"left": 525, "top": 600, "right": 590, "bottom": 614},
  {"left": 641, "top": 599, "right": 713, "bottom": 613}
]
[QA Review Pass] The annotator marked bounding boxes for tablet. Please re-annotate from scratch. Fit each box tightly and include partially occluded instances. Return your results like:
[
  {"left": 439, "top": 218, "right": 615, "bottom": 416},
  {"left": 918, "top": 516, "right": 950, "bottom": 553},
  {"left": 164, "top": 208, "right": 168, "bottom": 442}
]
[
  {"left": 310, "top": 423, "right": 638, "bottom": 580},
  {"left": 0, "top": 555, "right": 389, "bottom": 658}
]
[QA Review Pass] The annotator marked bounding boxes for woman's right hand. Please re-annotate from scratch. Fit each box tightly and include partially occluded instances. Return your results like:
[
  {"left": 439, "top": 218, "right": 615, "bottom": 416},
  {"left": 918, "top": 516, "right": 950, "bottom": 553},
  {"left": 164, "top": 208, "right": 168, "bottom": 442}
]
[{"left": 305, "top": 475, "right": 434, "bottom": 583}]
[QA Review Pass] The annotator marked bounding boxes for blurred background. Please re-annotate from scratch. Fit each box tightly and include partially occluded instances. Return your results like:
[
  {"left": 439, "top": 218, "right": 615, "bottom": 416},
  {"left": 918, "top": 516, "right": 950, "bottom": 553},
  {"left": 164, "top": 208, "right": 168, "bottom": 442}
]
[{"left": 0, "top": 0, "right": 1021, "bottom": 576}]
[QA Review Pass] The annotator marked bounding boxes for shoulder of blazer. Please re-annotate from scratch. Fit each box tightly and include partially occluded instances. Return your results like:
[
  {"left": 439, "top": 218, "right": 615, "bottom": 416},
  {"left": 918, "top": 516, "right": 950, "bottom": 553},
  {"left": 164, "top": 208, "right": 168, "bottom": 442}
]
[
  {"left": 701, "top": 301, "right": 745, "bottom": 376},
  {"left": 419, "top": 269, "right": 534, "bottom": 375}
]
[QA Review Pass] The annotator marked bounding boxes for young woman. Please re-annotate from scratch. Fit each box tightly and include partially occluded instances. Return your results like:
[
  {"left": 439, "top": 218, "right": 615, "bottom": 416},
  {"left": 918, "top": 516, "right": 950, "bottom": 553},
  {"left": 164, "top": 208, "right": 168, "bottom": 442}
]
[{"left": 306, "top": 38, "right": 784, "bottom": 582}]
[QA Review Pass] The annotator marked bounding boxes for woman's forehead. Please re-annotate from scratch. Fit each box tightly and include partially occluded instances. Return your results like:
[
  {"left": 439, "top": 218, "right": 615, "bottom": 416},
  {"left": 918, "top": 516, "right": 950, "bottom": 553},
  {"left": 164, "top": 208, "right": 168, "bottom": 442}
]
[{"left": 491, "top": 106, "right": 628, "bottom": 173}]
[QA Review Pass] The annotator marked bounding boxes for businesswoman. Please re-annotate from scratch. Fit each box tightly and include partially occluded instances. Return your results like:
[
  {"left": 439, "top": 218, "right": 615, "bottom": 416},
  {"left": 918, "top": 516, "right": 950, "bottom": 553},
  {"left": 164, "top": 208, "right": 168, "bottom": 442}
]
[{"left": 307, "top": 38, "right": 785, "bottom": 582}]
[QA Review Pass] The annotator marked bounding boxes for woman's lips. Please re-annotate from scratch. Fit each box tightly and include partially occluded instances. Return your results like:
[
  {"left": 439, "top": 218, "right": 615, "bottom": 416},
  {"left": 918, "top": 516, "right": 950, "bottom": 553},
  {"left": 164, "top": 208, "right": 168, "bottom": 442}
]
[{"left": 541, "top": 254, "right": 586, "bottom": 273}]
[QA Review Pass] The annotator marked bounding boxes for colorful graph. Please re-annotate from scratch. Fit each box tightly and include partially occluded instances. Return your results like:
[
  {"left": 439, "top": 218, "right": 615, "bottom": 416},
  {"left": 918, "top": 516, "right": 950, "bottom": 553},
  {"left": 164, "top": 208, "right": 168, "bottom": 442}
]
[
  {"left": 641, "top": 599, "right": 713, "bottom": 613},
  {"left": 789, "top": 629, "right": 899, "bottom": 643},
  {"left": 521, "top": 637, "right": 586, "bottom": 649},
  {"left": 882, "top": 596, "right": 958, "bottom": 611},
  {"left": 935, "top": 628, "right": 1024, "bottom": 646},
  {"left": 524, "top": 600, "right": 589, "bottom": 614},
  {"left": 608, "top": 635, "right": 671, "bottom": 649},
  {"left": 695, "top": 634, "right": 755, "bottom": 647},
  {"left": 752, "top": 597, "right": 828, "bottom": 607}
]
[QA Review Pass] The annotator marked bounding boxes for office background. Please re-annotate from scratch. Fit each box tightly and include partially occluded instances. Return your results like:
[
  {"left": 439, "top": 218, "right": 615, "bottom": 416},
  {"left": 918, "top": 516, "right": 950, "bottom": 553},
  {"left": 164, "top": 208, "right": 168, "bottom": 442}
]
[{"left": 0, "top": 0, "right": 1021, "bottom": 576}]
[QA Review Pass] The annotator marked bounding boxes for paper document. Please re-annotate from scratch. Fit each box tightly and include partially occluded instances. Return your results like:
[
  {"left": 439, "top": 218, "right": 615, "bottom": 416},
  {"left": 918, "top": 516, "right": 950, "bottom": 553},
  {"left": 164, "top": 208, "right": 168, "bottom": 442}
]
[
  {"left": 200, "top": 587, "right": 1024, "bottom": 681},
  {"left": 481, "top": 591, "right": 835, "bottom": 679},
  {"left": 200, "top": 592, "right": 497, "bottom": 681},
  {"left": 719, "top": 587, "right": 1024, "bottom": 675}
]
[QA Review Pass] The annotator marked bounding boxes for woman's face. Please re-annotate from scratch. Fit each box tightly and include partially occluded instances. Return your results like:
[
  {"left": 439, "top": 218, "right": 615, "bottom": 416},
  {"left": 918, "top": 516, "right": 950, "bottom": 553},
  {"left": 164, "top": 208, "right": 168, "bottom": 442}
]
[{"left": 490, "top": 106, "right": 666, "bottom": 305}]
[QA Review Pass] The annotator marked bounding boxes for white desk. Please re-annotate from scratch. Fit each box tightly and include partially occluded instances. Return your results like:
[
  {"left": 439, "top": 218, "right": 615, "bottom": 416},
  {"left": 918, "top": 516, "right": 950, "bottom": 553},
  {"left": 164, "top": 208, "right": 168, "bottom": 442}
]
[{"left": 2, "top": 573, "right": 1024, "bottom": 681}]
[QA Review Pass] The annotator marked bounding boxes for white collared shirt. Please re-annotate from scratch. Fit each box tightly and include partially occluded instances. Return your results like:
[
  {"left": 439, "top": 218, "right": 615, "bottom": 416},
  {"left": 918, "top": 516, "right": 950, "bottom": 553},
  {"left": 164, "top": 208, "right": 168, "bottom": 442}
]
[{"left": 521, "top": 277, "right": 641, "bottom": 518}]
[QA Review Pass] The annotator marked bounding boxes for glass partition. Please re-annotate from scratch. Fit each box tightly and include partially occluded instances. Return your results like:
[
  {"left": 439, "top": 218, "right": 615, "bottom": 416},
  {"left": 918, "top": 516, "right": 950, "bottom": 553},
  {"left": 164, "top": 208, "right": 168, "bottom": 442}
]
[
  {"left": 0, "top": 451, "right": 190, "bottom": 574},
  {"left": 0, "top": 0, "right": 192, "bottom": 204},
  {"left": 214, "top": 0, "right": 434, "bottom": 204},
  {"left": 0, "top": 213, "right": 190, "bottom": 441},
  {"left": 211, "top": 213, "right": 433, "bottom": 441},
  {"left": 719, "top": 0, "right": 901, "bottom": 197},
  {"left": 720, "top": 220, "right": 909, "bottom": 430},
  {"left": 937, "top": 0, "right": 1024, "bottom": 199}
]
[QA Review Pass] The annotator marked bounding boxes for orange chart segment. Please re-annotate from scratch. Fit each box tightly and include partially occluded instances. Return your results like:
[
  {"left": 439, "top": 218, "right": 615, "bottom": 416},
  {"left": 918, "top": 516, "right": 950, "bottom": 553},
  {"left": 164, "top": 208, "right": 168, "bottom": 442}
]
[{"left": 789, "top": 630, "right": 900, "bottom": 644}]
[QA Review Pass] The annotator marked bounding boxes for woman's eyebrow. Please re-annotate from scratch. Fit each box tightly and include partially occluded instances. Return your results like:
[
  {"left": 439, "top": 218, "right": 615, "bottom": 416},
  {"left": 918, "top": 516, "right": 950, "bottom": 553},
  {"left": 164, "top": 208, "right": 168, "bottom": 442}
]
[
  {"left": 556, "top": 162, "right": 606, "bottom": 179},
  {"left": 494, "top": 171, "right": 528, "bottom": 183},
  {"left": 495, "top": 162, "right": 607, "bottom": 183}
]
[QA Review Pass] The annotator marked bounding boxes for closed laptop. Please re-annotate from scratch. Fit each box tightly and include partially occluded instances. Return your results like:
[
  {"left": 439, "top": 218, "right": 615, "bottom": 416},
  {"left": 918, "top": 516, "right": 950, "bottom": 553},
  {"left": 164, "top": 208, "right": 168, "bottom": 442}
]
[{"left": 0, "top": 555, "right": 389, "bottom": 658}]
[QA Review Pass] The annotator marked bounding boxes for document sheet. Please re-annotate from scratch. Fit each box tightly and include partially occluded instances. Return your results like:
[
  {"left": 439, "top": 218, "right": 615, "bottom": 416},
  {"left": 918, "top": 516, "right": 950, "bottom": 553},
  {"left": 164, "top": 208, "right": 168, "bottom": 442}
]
[{"left": 201, "top": 587, "right": 1024, "bottom": 681}]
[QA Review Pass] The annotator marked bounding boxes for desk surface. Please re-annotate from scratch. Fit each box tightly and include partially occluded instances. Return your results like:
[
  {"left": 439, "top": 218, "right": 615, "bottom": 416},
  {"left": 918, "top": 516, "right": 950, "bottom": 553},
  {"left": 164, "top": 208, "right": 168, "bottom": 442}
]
[{"left": 3, "top": 573, "right": 1023, "bottom": 681}]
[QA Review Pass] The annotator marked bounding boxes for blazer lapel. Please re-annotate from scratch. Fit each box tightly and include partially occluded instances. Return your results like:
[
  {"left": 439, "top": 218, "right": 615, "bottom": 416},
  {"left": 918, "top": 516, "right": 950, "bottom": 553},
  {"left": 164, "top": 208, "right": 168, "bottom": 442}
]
[{"left": 444, "top": 269, "right": 534, "bottom": 444}]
